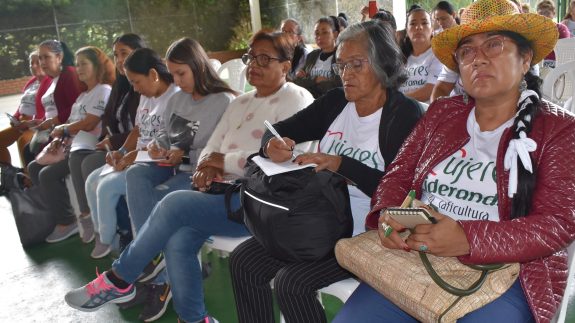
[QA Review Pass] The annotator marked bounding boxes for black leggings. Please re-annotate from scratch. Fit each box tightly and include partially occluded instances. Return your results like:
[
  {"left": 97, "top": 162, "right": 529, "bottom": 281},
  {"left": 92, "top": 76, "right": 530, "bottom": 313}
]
[{"left": 229, "top": 237, "right": 352, "bottom": 323}]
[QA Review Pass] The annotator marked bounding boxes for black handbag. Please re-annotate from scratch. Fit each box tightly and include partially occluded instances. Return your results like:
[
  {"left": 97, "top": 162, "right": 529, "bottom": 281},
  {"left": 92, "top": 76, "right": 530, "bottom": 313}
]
[
  {"left": 228, "top": 158, "right": 353, "bottom": 262},
  {"left": 8, "top": 186, "right": 55, "bottom": 248}
]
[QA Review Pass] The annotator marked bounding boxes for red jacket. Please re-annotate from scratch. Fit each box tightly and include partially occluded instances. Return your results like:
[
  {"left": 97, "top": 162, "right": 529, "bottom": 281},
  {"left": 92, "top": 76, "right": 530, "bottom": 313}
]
[
  {"left": 366, "top": 96, "right": 575, "bottom": 323},
  {"left": 53, "top": 66, "right": 84, "bottom": 124}
]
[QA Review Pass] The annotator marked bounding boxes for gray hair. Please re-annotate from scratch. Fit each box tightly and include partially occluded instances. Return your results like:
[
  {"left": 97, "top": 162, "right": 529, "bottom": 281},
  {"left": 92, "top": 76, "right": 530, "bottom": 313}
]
[{"left": 336, "top": 21, "right": 407, "bottom": 90}]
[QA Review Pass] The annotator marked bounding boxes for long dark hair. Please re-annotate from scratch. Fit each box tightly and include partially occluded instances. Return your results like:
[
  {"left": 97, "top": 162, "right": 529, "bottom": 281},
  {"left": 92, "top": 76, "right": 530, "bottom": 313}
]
[
  {"left": 39, "top": 40, "right": 75, "bottom": 67},
  {"left": 400, "top": 7, "right": 431, "bottom": 62},
  {"left": 124, "top": 48, "right": 173, "bottom": 84},
  {"left": 110, "top": 33, "right": 146, "bottom": 104},
  {"left": 498, "top": 31, "right": 542, "bottom": 218},
  {"left": 165, "top": 38, "right": 236, "bottom": 96},
  {"left": 434, "top": 1, "right": 460, "bottom": 24}
]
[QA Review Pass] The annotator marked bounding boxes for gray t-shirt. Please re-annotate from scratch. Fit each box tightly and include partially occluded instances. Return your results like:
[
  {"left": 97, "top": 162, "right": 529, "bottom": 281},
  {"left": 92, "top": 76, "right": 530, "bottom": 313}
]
[{"left": 158, "top": 91, "right": 234, "bottom": 170}]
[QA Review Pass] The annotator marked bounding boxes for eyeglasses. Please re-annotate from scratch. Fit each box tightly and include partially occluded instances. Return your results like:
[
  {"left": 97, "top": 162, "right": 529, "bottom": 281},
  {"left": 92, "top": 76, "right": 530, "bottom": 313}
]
[
  {"left": 332, "top": 59, "right": 369, "bottom": 76},
  {"left": 241, "top": 53, "right": 281, "bottom": 67},
  {"left": 281, "top": 30, "right": 297, "bottom": 35},
  {"left": 454, "top": 36, "right": 506, "bottom": 66}
]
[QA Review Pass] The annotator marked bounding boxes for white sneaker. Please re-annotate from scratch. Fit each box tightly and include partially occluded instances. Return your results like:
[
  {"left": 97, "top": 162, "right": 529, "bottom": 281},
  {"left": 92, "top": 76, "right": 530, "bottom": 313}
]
[{"left": 45, "top": 223, "right": 79, "bottom": 243}]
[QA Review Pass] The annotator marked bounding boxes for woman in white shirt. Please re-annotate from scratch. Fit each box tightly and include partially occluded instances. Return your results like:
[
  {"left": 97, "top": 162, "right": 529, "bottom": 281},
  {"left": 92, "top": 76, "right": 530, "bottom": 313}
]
[
  {"left": 84, "top": 48, "right": 179, "bottom": 258},
  {"left": 399, "top": 7, "right": 444, "bottom": 103},
  {"left": 28, "top": 46, "right": 115, "bottom": 243}
]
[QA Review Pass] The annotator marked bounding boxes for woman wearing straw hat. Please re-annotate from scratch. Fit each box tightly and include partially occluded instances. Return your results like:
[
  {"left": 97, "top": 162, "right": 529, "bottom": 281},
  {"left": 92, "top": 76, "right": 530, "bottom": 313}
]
[{"left": 334, "top": 0, "right": 575, "bottom": 321}]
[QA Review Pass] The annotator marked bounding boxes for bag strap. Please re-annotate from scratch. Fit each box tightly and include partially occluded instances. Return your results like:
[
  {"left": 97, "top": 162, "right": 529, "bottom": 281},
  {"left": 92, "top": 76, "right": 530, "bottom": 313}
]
[
  {"left": 418, "top": 252, "right": 504, "bottom": 297},
  {"left": 224, "top": 183, "right": 244, "bottom": 224}
]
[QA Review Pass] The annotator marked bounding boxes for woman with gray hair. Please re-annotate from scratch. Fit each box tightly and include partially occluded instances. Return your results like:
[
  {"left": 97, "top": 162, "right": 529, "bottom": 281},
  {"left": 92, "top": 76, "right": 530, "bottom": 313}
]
[{"left": 229, "top": 21, "right": 424, "bottom": 323}]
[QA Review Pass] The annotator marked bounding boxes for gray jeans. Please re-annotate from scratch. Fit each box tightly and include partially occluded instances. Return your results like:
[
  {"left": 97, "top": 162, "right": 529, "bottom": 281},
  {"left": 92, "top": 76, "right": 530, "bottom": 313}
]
[{"left": 69, "top": 150, "right": 106, "bottom": 214}]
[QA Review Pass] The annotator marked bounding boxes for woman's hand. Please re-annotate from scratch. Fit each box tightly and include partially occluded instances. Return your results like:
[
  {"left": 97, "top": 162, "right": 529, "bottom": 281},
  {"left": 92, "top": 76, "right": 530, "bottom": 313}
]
[
  {"left": 192, "top": 165, "right": 223, "bottom": 191},
  {"left": 36, "top": 118, "right": 56, "bottom": 131},
  {"left": 265, "top": 137, "right": 295, "bottom": 162},
  {"left": 106, "top": 150, "right": 124, "bottom": 167},
  {"left": 293, "top": 152, "right": 342, "bottom": 173},
  {"left": 95, "top": 137, "right": 111, "bottom": 151},
  {"left": 51, "top": 125, "right": 66, "bottom": 138},
  {"left": 157, "top": 149, "right": 184, "bottom": 165},
  {"left": 114, "top": 150, "right": 137, "bottom": 171},
  {"left": 377, "top": 210, "right": 411, "bottom": 251},
  {"left": 197, "top": 152, "right": 225, "bottom": 171},
  {"left": 147, "top": 140, "right": 168, "bottom": 160},
  {"left": 315, "top": 76, "right": 329, "bottom": 83},
  {"left": 406, "top": 210, "right": 470, "bottom": 257},
  {"left": 295, "top": 70, "right": 307, "bottom": 78}
]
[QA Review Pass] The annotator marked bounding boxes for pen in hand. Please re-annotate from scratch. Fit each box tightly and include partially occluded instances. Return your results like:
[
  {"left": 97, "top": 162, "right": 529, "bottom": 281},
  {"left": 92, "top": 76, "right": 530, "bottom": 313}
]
[
  {"left": 104, "top": 144, "right": 116, "bottom": 167},
  {"left": 264, "top": 120, "right": 292, "bottom": 151}
]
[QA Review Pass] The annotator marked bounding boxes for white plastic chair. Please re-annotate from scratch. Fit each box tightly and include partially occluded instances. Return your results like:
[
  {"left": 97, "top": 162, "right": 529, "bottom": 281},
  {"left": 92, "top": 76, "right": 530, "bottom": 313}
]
[
  {"left": 217, "top": 58, "right": 247, "bottom": 93},
  {"left": 209, "top": 58, "right": 221, "bottom": 72},
  {"left": 551, "top": 241, "right": 575, "bottom": 323},
  {"left": 554, "top": 38, "right": 575, "bottom": 67},
  {"left": 204, "top": 235, "right": 251, "bottom": 258},
  {"left": 542, "top": 61, "right": 575, "bottom": 112}
]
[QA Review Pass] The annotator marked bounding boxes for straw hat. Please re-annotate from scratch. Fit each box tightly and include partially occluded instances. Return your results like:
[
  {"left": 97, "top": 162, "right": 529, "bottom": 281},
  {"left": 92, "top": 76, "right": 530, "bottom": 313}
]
[{"left": 432, "top": 0, "right": 559, "bottom": 71}]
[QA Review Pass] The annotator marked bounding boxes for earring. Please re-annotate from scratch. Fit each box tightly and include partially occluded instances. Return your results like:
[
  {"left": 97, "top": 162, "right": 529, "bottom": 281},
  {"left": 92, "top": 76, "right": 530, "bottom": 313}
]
[
  {"left": 155, "top": 78, "right": 159, "bottom": 82},
  {"left": 519, "top": 78, "right": 527, "bottom": 92}
]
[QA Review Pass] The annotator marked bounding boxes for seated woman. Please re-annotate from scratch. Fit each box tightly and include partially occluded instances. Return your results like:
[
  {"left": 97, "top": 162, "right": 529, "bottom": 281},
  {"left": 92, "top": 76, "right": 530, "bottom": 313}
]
[
  {"left": 69, "top": 33, "right": 145, "bottom": 244},
  {"left": 28, "top": 46, "right": 113, "bottom": 244},
  {"left": 30, "top": 40, "right": 83, "bottom": 159},
  {"left": 0, "top": 50, "right": 51, "bottom": 169},
  {"left": 536, "top": 0, "right": 571, "bottom": 68},
  {"left": 293, "top": 16, "right": 342, "bottom": 98},
  {"left": 334, "top": 0, "right": 574, "bottom": 322},
  {"left": 123, "top": 37, "right": 237, "bottom": 320},
  {"left": 398, "top": 7, "right": 444, "bottom": 103},
  {"left": 280, "top": 18, "right": 310, "bottom": 81},
  {"left": 65, "top": 30, "right": 314, "bottom": 323},
  {"left": 85, "top": 48, "right": 179, "bottom": 259},
  {"left": 229, "top": 21, "right": 424, "bottom": 323}
]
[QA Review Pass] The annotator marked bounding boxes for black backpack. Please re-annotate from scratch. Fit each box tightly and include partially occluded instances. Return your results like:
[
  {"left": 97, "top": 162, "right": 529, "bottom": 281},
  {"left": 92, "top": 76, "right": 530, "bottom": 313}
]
[{"left": 228, "top": 158, "right": 353, "bottom": 262}]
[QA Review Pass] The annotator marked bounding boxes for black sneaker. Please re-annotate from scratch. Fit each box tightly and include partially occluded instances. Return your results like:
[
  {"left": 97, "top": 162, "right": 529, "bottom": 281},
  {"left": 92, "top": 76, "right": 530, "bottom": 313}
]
[
  {"left": 137, "top": 253, "right": 166, "bottom": 283},
  {"left": 117, "top": 282, "right": 151, "bottom": 310},
  {"left": 138, "top": 283, "right": 172, "bottom": 322}
]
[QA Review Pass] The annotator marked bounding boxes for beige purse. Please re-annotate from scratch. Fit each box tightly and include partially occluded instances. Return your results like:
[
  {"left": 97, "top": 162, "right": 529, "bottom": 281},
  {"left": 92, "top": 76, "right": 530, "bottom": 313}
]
[{"left": 335, "top": 230, "right": 520, "bottom": 323}]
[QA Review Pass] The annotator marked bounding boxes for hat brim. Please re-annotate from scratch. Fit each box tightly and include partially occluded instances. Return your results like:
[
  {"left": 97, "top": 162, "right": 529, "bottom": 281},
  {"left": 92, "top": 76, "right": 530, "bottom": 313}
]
[{"left": 432, "top": 13, "right": 559, "bottom": 71}]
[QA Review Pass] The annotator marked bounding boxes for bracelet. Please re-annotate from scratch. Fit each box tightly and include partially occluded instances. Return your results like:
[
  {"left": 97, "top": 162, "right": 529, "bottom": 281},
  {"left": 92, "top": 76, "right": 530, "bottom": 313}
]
[
  {"left": 63, "top": 127, "right": 70, "bottom": 137},
  {"left": 118, "top": 147, "right": 128, "bottom": 155}
]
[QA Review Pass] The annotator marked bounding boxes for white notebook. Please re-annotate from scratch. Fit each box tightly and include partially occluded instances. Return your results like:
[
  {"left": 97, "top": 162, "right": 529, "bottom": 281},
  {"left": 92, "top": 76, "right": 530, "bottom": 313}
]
[{"left": 252, "top": 155, "right": 316, "bottom": 176}]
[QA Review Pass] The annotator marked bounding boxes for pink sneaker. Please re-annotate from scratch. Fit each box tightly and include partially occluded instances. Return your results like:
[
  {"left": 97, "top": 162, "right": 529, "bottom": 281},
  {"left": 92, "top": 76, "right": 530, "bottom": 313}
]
[{"left": 64, "top": 270, "right": 135, "bottom": 312}]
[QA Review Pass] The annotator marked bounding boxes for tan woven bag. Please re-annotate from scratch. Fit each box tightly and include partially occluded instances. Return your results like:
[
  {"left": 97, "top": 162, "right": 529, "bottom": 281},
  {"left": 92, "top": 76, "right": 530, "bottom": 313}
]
[{"left": 335, "top": 230, "right": 520, "bottom": 323}]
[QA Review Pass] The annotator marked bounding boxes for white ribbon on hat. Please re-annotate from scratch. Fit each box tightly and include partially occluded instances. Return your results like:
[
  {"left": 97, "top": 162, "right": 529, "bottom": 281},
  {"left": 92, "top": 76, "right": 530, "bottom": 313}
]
[{"left": 503, "top": 89, "right": 539, "bottom": 197}]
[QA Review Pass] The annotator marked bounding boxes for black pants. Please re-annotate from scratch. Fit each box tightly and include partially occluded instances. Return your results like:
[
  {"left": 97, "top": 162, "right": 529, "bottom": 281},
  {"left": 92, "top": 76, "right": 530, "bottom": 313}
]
[{"left": 230, "top": 237, "right": 352, "bottom": 323}]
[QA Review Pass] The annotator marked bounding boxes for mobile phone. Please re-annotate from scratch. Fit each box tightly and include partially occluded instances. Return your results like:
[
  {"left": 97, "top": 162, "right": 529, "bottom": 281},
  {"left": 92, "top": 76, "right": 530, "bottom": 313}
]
[
  {"left": 386, "top": 207, "right": 437, "bottom": 229},
  {"left": 6, "top": 113, "right": 20, "bottom": 126}
]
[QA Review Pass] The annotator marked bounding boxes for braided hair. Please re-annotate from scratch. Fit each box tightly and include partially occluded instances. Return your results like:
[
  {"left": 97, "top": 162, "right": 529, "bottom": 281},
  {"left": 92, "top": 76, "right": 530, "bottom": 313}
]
[{"left": 498, "top": 30, "right": 542, "bottom": 219}]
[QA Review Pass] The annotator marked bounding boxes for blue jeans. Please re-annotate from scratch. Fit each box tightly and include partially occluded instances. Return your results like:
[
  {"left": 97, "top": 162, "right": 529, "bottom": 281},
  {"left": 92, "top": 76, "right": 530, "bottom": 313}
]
[
  {"left": 126, "top": 163, "right": 191, "bottom": 232},
  {"left": 112, "top": 190, "right": 250, "bottom": 322},
  {"left": 333, "top": 280, "right": 534, "bottom": 323},
  {"left": 85, "top": 165, "right": 128, "bottom": 244}
]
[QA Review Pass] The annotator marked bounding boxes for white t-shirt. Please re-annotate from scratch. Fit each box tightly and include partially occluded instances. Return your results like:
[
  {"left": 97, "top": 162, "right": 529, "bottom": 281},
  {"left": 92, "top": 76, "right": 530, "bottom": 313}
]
[
  {"left": 135, "top": 83, "right": 180, "bottom": 149},
  {"left": 18, "top": 79, "right": 40, "bottom": 116},
  {"left": 563, "top": 19, "right": 575, "bottom": 36},
  {"left": 42, "top": 76, "right": 59, "bottom": 119},
  {"left": 67, "top": 83, "right": 111, "bottom": 137},
  {"left": 420, "top": 109, "right": 513, "bottom": 222},
  {"left": 437, "top": 66, "right": 465, "bottom": 97},
  {"left": 200, "top": 82, "right": 314, "bottom": 177},
  {"left": 308, "top": 53, "right": 335, "bottom": 79},
  {"left": 399, "top": 48, "right": 443, "bottom": 101},
  {"left": 319, "top": 102, "right": 385, "bottom": 235}
]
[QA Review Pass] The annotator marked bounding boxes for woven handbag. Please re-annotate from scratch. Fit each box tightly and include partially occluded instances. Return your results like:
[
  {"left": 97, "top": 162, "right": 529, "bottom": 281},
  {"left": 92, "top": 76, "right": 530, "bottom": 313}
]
[{"left": 335, "top": 230, "right": 520, "bottom": 323}]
